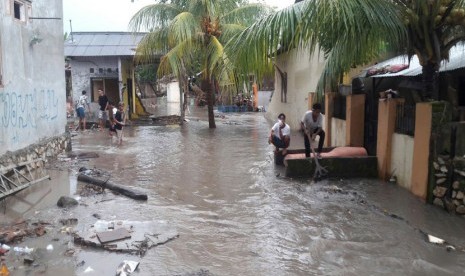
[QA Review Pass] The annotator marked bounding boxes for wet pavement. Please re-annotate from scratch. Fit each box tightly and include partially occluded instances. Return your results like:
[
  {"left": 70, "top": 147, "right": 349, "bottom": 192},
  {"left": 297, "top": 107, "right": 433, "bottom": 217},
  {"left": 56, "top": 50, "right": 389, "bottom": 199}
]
[{"left": 2, "top": 103, "right": 465, "bottom": 275}]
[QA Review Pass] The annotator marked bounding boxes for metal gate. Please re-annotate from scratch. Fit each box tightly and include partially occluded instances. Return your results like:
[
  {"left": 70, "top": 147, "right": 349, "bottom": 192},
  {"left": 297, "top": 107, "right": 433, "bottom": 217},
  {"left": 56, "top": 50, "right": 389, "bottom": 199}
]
[{"left": 0, "top": 159, "right": 50, "bottom": 200}]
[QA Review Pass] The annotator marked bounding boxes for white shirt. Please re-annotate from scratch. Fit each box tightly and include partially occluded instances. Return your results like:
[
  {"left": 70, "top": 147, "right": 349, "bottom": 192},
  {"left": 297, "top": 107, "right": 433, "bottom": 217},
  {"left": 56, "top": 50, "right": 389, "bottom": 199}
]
[
  {"left": 302, "top": 110, "right": 323, "bottom": 132},
  {"left": 76, "top": 95, "right": 88, "bottom": 108},
  {"left": 271, "top": 120, "right": 290, "bottom": 139}
]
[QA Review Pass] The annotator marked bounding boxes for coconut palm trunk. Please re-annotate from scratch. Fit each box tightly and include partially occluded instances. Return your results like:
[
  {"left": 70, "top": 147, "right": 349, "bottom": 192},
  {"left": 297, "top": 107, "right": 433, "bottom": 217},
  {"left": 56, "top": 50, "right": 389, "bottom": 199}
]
[
  {"left": 422, "top": 62, "right": 440, "bottom": 100},
  {"left": 207, "top": 77, "right": 216, "bottom": 128}
]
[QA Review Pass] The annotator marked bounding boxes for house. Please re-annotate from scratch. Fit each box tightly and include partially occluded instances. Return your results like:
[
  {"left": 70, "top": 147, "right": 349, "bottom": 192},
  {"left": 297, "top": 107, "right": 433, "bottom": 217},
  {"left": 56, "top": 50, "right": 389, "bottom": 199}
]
[
  {"left": 64, "top": 32, "right": 150, "bottom": 119},
  {"left": 266, "top": 48, "right": 326, "bottom": 130},
  {"left": 0, "top": 0, "right": 69, "bottom": 164},
  {"left": 270, "top": 36, "right": 465, "bottom": 213}
]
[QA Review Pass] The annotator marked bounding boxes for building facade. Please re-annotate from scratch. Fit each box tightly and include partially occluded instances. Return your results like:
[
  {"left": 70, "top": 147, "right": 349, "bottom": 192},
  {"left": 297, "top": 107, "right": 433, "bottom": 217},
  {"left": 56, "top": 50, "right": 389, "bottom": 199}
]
[{"left": 0, "top": 0, "right": 67, "bottom": 158}]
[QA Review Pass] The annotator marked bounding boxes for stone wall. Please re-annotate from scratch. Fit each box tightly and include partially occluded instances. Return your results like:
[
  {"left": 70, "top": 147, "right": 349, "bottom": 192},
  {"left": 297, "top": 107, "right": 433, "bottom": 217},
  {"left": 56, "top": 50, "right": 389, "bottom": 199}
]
[
  {"left": 0, "top": 134, "right": 71, "bottom": 170},
  {"left": 432, "top": 157, "right": 465, "bottom": 215}
]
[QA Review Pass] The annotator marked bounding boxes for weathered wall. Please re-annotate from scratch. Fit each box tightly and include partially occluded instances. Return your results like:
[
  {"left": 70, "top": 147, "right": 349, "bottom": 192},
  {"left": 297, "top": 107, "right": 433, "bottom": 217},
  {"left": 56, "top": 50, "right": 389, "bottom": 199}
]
[
  {"left": 266, "top": 48, "right": 326, "bottom": 130},
  {"left": 331, "top": 118, "right": 346, "bottom": 146},
  {"left": 391, "top": 133, "right": 414, "bottom": 190},
  {"left": 0, "top": 0, "right": 67, "bottom": 156},
  {"left": 69, "top": 56, "right": 119, "bottom": 103},
  {"left": 0, "top": 134, "right": 71, "bottom": 169}
]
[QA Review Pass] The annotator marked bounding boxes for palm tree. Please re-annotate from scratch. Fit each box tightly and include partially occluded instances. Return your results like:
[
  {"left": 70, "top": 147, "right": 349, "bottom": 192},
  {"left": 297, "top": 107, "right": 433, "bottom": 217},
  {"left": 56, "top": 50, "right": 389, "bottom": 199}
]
[
  {"left": 227, "top": 0, "right": 465, "bottom": 101},
  {"left": 129, "top": 0, "right": 272, "bottom": 128}
]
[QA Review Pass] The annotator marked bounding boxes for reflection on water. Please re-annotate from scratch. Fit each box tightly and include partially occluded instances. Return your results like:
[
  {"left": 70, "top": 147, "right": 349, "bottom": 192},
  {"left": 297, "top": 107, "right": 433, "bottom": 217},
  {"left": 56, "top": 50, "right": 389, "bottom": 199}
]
[{"left": 2, "top": 105, "right": 465, "bottom": 275}]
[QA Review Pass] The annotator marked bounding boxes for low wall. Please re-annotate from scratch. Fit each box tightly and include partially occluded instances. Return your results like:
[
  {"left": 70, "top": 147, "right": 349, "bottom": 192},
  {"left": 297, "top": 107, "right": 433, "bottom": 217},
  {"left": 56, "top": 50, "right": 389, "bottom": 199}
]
[
  {"left": 431, "top": 157, "right": 465, "bottom": 215},
  {"left": 285, "top": 156, "right": 378, "bottom": 178},
  {"left": 0, "top": 134, "right": 71, "bottom": 170}
]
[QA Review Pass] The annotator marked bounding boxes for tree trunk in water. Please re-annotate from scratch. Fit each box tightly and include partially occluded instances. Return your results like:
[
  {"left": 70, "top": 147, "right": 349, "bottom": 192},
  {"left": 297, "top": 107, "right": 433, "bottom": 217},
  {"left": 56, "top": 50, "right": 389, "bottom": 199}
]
[
  {"left": 179, "top": 81, "right": 185, "bottom": 125},
  {"left": 422, "top": 62, "right": 439, "bottom": 100},
  {"left": 207, "top": 77, "right": 216, "bottom": 128}
]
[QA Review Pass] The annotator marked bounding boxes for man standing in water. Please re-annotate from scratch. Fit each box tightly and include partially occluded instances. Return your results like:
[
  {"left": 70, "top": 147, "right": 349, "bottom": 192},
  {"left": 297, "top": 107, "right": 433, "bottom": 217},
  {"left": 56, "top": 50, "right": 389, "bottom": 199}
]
[
  {"left": 97, "top": 89, "right": 109, "bottom": 131},
  {"left": 269, "top": 113, "right": 291, "bottom": 155},
  {"left": 76, "top": 90, "right": 90, "bottom": 131},
  {"left": 301, "top": 103, "right": 325, "bottom": 158}
]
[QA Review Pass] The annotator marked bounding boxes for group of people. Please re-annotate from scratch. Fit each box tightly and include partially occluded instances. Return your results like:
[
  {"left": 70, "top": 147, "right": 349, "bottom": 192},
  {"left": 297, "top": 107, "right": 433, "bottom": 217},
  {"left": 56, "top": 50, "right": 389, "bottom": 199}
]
[
  {"left": 75, "top": 89, "right": 126, "bottom": 144},
  {"left": 268, "top": 103, "right": 325, "bottom": 158}
]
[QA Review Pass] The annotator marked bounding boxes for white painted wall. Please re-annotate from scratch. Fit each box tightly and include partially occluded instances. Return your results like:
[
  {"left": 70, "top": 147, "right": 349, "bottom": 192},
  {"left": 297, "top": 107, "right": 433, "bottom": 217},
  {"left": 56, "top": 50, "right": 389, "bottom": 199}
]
[
  {"left": 0, "top": 0, "right": 66, "bottom": 155},
  {"left": 331, "top": 118, "right": 347, "bottom": 146},
  {"left": 266, "top": 48, "right": 326, "bottom": 130},
  {"left": 257, "top": 90, "right": 272, "bottom": 111},
  {"left": 167, "top": 81, "right": 180, "bottom": 103},
  {"left": 391, "top": 133, "right": 414, "bottom": 190}
]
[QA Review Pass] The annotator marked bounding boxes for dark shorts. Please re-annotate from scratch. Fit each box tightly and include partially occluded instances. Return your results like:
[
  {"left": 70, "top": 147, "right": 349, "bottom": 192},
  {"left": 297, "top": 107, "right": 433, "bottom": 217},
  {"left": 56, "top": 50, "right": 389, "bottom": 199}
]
[
  {"left": 76, "top": 107, "right": 85, "bottom": 118},
  {"left": 272, "top": 136, "right": 288, "bottom": 149}
]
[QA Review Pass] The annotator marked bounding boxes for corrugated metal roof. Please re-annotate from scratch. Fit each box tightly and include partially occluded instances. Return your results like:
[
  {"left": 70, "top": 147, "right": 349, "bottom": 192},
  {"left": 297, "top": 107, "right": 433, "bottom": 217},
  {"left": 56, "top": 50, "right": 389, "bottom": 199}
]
[
  {"left": 361, "top": 43, "right": 465, "bottom": 78},
  {"left": 64, "top": 32, "right": 146, "bottom": 57}
]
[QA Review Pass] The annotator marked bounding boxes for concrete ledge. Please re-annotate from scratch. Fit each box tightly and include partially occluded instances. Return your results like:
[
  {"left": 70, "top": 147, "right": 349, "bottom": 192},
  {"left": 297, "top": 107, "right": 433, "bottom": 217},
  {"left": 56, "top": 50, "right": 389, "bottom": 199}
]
[{"left": 285, "top": 156, "right": 378, "bottom": 178}]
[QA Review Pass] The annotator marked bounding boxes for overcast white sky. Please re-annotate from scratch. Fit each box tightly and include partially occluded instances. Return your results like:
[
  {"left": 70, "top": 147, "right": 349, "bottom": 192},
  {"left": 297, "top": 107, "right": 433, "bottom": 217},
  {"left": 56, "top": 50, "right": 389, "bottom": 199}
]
[{"left": 63, "top": 0, "right": 295, "bottom": 33}]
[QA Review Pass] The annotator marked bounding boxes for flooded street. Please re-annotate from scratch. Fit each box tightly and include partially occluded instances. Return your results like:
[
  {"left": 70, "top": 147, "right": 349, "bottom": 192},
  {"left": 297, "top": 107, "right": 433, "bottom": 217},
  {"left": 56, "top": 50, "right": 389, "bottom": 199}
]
[{"left": 3, "top": 104, "right": 465, "bottom": 275}]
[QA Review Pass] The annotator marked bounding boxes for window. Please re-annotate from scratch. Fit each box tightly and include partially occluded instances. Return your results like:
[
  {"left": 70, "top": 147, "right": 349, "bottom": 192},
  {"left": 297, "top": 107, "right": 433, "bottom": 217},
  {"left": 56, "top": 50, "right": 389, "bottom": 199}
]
[
  {"left": 13, "top": 1, "right": 25, "bottom": 21},
  {"left": 9, "top": 0, "right": 30, "bottom": 23},
  {"left": 90, "top": 68, "right": 94, "bottom": 73},
  {"left": 99, "top": 68, "right": 103, "bottom": 73},
  {"left": 107, "top": 68, "right": 112, "bottom": 73}
]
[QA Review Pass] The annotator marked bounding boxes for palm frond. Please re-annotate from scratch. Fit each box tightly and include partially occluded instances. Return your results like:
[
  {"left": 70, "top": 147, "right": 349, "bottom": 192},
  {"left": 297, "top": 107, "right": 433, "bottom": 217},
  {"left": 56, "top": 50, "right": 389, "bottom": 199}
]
[
  {"left": 221, "top": 3, "right": 273, "bottom": 25},
  {"left": 134, "top": 29, "right": 170, "bottom": 64},
  {"left": 129, "top": 3, "right": 183, "bottom": 31},
  {"left": 158, "top": 37, "right": 203, "bottom": 78},
  {"left": 169, "top": 12, "right": 201, "bottom": 46}
]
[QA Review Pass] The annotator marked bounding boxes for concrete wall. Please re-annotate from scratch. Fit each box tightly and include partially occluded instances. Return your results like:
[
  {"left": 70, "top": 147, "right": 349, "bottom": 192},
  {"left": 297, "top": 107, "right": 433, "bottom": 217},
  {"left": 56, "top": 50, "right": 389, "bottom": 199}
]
[
  {"left": 69, "top": 56, "right": 119, "bottom": 104},
  {"left": 331, "top": 118, "right": 346, "bottom": 146},
  {"left": 167, "top": 81, "right": 180, "bottom": 103},
  {"left": 266, "top": 48, "right": 326, "bottom": 130},
  {"left": 391, "top": 133, "right": 414, "bottom": 190},
  {"left": 0, "top": 0, "right": 66, "bottom": 156}
]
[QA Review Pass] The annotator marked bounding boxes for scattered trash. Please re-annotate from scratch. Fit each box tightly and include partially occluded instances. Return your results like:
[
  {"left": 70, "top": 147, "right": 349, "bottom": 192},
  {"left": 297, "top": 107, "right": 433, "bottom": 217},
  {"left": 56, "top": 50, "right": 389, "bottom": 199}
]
[
  {"left": 83, "top": 266, "right": 94, "bottom": 273},
  {"left": 427, "top": 234, "right": 445, "bottom": 245},
  {"left": 46, "top": 244, "right": 54, "bottom": 251},
  {"left": 1, "top": 244, "right": 10, "bottom": 251},
  {"left": 116, "top": 260, "right": 140, "bottom": 276},
  {"left": 13, "top": 246, "right": 34, "bottom": 254},
  {"left": 59, "top": 218, "right": 78, "bottom": 226},
  {"left": 23, "top": 256, "right": 34, "bottom": 265},
  {"left": 446, "top": 245, "right": 456, "bottom": 252},
  {"left": 0, "top": 262, "right": 9, "bottom": 276}
]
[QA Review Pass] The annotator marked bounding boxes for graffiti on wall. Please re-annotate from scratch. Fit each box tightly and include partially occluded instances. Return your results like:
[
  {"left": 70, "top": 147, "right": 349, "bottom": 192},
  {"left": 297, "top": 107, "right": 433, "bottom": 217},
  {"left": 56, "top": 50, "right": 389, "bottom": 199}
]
[{"left": 0, "top": 89, "right": 60, "bottom": 144}]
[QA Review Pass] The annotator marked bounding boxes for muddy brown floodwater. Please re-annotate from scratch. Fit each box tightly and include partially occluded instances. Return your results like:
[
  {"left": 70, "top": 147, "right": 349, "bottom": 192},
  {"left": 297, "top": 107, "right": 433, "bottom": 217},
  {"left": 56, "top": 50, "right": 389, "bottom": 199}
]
[{"left": 2, "top": 104, "right": 465, "bottom": 276}]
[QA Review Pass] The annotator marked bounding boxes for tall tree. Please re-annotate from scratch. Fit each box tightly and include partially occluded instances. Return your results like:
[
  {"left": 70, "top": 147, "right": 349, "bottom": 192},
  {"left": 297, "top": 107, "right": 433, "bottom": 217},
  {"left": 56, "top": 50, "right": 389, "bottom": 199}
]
[
  {"left": 130, "top": 0, "right": 272, "bottom": 128},
  {"left": 227, "top": 0, "right": 465, "bottom": 101}
]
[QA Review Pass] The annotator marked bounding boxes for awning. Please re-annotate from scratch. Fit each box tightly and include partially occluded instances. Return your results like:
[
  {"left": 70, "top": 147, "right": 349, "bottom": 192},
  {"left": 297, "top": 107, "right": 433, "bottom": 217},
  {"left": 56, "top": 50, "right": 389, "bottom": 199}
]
[{"left": 360, "top": 43, "right": 465, "bottom": 78}]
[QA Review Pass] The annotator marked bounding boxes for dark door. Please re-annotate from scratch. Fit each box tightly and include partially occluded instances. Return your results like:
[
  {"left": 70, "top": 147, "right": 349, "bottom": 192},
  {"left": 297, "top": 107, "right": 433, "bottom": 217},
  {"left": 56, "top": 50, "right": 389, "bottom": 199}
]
[{"left": 363, "top": 78, "right": 379, "bottom": 156}]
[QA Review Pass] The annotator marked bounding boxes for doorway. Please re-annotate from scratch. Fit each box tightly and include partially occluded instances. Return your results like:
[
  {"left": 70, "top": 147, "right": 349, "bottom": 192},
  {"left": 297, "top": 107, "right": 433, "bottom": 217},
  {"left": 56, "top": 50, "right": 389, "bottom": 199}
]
[{"left": 91, "top": 78, "right": 119, "bottom": 105}]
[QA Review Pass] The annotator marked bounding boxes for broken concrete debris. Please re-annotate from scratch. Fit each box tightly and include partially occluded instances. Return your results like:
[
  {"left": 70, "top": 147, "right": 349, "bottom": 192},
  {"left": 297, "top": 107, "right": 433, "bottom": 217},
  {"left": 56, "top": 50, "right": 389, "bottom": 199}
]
[
  {"left": 74, "top": 220, "right": 178, "bottom": 255},
  {"left": 97, "top": 228, "right": 131, "bottom": 244}
]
